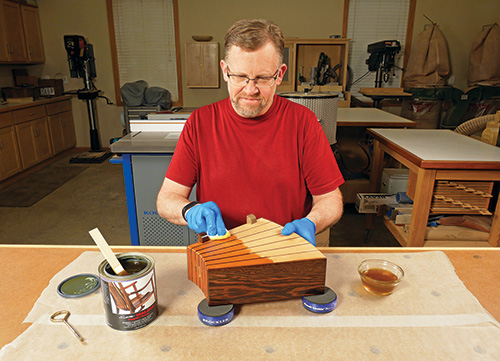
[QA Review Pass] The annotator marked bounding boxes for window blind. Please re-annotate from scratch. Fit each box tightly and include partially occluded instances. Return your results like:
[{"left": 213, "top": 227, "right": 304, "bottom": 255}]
[
  {"left": 347, "top": 0, "right": 410, "bottom": 101},
  {"left": 112, "top": 0, "right": 179, "bottom": 100}
]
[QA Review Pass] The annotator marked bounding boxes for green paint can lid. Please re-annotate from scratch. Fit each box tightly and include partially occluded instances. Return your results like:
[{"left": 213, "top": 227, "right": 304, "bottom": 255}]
[{"left": 57, "top": 274, "right": 100, "bottom": 298}]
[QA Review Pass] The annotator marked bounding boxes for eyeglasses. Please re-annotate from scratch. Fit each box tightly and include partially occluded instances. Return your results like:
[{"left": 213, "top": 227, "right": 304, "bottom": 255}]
[{"left": 226, "top": 66, "right": 280, "bottom": 88}]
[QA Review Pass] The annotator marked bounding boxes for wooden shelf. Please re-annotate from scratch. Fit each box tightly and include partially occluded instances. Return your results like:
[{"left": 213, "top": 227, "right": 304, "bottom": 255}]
[
  {"left": 382, "top": 216, "right": 408, "bottom": 246},
  {"left": 278, "top": 38, "right": 350, "bottom": 107},
  {"left": 382, "top": 216, "right": 492, "bottom": 248}
]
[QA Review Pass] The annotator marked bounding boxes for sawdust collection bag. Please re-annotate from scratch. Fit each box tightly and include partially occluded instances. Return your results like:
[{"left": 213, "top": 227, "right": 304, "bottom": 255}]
[
  {"left": 403, "top": 24, "right": 450, "bottom": 87},
  {"left": 468, "top": 23, "right": 500, "bottom": 86}
]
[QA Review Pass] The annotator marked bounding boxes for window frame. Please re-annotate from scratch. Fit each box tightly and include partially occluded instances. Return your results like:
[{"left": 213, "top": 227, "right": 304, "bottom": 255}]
[
  {"left": 106, "top": 0, "right": 183, "bottom": 107},
  {"left": 342, "top": 0, "right": 416, "bottom": 96}
]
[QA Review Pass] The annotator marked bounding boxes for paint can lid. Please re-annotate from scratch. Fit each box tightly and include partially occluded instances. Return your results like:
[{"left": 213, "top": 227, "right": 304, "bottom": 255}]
[
  {"left": 302, "top": 287, "right": 337, "bottom": 313},
  {"left": 57, "top": 273, "right": 100, "bottom": 298}
]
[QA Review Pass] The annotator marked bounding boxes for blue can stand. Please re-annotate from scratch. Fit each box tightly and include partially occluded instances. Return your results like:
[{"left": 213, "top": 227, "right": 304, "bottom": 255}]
[
  {"left": 302, "top": 287, "right": 338, "bottom": 314},
  {"left": 197, "top": 299, "right": 234, "bottom": 326}
]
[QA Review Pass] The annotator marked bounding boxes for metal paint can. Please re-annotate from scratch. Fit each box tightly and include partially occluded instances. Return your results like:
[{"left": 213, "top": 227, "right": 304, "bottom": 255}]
[{"left": 98, "top": 252, "right": 158, "bottom": 331}]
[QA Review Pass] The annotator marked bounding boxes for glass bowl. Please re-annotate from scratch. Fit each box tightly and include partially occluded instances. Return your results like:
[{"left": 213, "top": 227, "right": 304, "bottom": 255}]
[{"left": 358, "top": 259, "right": 404, "bottom": 295}]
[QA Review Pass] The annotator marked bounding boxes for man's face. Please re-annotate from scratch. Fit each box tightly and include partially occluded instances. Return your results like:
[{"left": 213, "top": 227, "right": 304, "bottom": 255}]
[{"left": 221, "top": 42, "right": 287, "bottom": 118}]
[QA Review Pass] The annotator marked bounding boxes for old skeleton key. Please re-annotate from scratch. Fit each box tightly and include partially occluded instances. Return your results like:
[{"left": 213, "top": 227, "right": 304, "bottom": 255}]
[{"left": 50, "top": 310, "right": 85, "bottom": 343}]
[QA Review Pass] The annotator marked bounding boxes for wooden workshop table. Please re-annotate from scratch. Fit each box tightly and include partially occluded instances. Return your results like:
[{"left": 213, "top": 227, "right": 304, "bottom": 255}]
[
  {"left": 336, "top": 108, "right": 416, "bottom": 203},
  {"left": 2, "top": 245, "right": 500, "bottom": 351},
  {"left": 359, "top": 87, "right": 412, "bottom": 108},
  {"left": 337, "top": 107, "right": 416, "bottom": 127},
  {"left": 366, "top": 128, "right": 500, "bottom": 247}
]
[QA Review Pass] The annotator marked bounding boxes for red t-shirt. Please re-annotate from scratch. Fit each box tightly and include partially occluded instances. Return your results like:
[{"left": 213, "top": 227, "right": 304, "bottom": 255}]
[{"left": 166, "top": 95, "right": 344, "bottom": 229}]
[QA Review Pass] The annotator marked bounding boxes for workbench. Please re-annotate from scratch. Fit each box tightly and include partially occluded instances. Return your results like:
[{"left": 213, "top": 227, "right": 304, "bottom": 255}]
[
  {"left": 1, "top": 245, "right": 500, "bottom": 360},
  {"left": 366, "top": 128, "right": 500, "bottom": 247}
]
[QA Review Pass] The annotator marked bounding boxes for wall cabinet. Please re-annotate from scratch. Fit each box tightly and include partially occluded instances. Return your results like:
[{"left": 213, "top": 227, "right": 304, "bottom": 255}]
[
  {"left": 278, "top": 38, "right": 351, "bottom": 107},
  {"left": 0, "top": 0, "right": 44, "bottom": 64},
  {"left": 20, "top": 4, "right": 44, "bottom": 63},
  {"left": 185, "top": 42, "right": 219, "bottom": 88},
  {"left": 0, "top": 0, "right": 27, "bottom": 62},
  {"left": 0, "top": 97, "right": 74, "bottom": 182},
  {"left": 0, "top": 10, "right": 8, "bottom": 62}
]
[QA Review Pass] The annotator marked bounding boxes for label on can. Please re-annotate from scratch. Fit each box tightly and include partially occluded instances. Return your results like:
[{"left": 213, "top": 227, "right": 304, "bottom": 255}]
[{"left": 98, "top": 253, "right": 158, "bottom": 331}]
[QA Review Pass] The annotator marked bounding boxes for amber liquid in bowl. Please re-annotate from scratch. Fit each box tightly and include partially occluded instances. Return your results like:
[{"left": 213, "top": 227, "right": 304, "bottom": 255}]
[{"left": 361, "top": 268, "right": 399, "bottom": 295}]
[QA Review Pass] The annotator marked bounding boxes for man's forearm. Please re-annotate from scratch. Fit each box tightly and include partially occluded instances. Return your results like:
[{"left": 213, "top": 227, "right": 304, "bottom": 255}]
[
  {"left": 307, "top": 188, "right": 343, "bottom": 233},
  {"left": 156, "top": 178, "right": 192, "bottom": 225}
]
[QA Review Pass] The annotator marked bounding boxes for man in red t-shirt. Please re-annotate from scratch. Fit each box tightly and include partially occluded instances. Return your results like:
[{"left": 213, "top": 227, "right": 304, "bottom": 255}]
[{"left": 157, "top": 19, "right": 344, "bottom": 246}]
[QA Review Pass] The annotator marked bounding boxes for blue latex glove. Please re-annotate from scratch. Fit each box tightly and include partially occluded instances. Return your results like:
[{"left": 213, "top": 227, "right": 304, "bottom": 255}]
[
  {"left": 185, "top": 201, "right": 227, "bottom": 237},
  {"left": 282, "top": 218, "right": 316, "bottom": 246}
]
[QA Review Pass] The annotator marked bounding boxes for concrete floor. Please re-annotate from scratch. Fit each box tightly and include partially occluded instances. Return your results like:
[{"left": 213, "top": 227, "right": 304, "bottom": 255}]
[
  {"left": 0, "top": 154, "right": 131, "bottom": 246},
  {"left": 0, "top": 154, "right": 400, "bottom": 247}
]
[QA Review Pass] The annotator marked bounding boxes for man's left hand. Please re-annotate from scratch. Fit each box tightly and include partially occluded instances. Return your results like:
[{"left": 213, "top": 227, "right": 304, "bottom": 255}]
[{"left": 282, "top": 218, "right": 316, "bottom": 246}]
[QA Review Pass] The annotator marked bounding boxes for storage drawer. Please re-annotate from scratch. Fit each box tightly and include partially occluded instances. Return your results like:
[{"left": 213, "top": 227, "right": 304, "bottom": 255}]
[
  {"left": 12, "top": 105, "right": 46, "bottom": 124},
  {"left": 46, "top": 99, "right": 72, "bottom": 115},
  {"left": 0, "top": 111, "right": 14, "bottom": 128}
]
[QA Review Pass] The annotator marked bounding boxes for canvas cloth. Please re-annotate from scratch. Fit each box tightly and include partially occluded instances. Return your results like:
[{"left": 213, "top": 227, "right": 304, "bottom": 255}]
[
  {"left": 120, "top": 81, "right": 172, "bottom": 110},
  {"left": 1, "top": 251, "right": 499, "bottom": 360},
  {"left": 403, "top": 25, "right": 450, "bottom": 87}
]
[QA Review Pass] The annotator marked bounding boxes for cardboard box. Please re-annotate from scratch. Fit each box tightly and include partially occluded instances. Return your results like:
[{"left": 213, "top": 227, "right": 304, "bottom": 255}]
[
  {"left": 14, "top": 75, "right": 38, "bottom": 87},
  {"left": 355, "top": 193, "right": 395, "bottom": 214},
  {"left": 380, "top": 168, "right": 409, "bottom": 194},
  {"left": 38, "top": 79, "right": 64, "bottom": 97}
]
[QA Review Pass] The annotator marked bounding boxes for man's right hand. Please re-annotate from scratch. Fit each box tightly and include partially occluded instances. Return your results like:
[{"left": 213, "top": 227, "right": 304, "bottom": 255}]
[{"left": 184, "top": 201, "right": 227, "bottom": 237}]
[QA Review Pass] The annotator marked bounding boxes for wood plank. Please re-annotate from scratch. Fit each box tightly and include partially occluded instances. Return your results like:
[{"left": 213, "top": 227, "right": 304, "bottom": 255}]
[
  {"left": 436, "top": 169, "right": 500, "bottom": 180},
  {"left": 208, "top": 246, "right": 322, "bottom": 268},
  {"left": 407, "top": 168, "right": 436, "bottom": 246},
  {"left": 406, "top": 168, "right": 418, "bottom": 200},
  {"left": 382, "top": 217, "right": 408, "bottom": 246},
  {"left": 424, "top": 240, "right": 492, "bottom": 247},
  {"left": 488, "top": 195, "right": 500, "bottom": 247},
  {"left": 360, "top": 87, "right": 411, "bottom": 96},
  {"left": 202, "top": 240, "right": 316, "bottom": 263},
  {"left": 366, "top": 139, "right": 384, "bottom": 230}
]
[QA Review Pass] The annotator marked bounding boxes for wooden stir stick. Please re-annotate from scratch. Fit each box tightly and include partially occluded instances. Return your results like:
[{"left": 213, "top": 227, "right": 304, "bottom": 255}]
[{"left": 89, "top": 228, "right": 129, "bottom": 276}]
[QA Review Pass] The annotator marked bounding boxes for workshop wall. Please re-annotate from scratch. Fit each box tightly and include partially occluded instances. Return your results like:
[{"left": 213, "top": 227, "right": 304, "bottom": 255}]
[
  {"left": 177, "top": 0, "right": 345, "bottom": 108},
  {"left": 0, "top": 0, "right": 498, "bottom": 148},
  {"left": 411, "top": 0, "right": 500, "bottom": 90}
]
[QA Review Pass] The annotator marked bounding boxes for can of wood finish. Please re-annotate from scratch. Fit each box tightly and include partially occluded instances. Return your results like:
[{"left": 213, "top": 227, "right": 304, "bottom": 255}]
[{"left": 98, "top": 252, "right": 158, "bottom": 331}]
